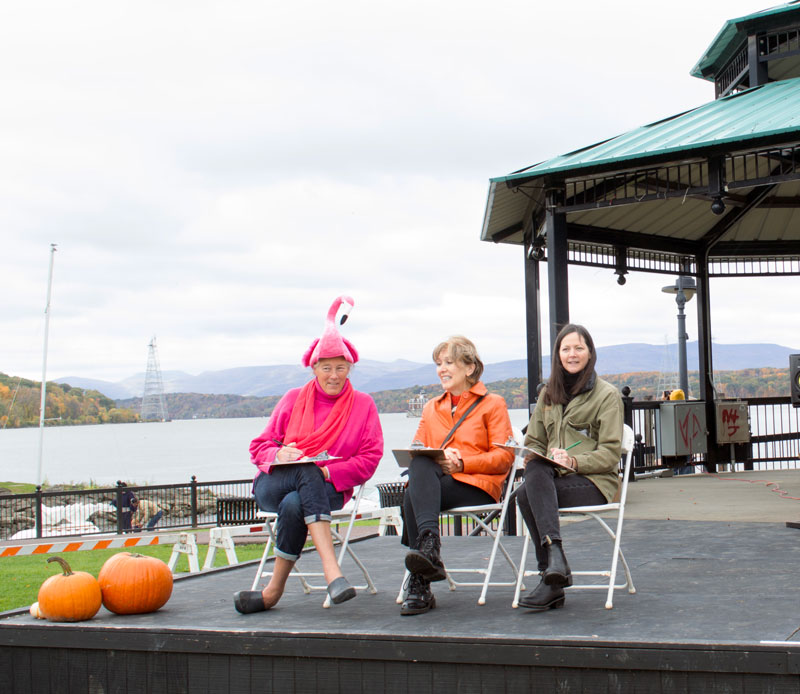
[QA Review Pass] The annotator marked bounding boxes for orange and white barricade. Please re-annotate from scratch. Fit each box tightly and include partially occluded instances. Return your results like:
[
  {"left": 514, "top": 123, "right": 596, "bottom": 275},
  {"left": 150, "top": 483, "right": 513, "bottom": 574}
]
[{"left": 0, "top": 532, "right": 200, "bottom": 573}]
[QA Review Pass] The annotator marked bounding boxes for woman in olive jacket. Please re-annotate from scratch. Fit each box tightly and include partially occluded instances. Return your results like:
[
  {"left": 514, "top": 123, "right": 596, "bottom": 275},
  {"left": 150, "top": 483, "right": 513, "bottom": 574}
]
[{"left": 516, "top": 324, "right": 623, "bottom": 612}]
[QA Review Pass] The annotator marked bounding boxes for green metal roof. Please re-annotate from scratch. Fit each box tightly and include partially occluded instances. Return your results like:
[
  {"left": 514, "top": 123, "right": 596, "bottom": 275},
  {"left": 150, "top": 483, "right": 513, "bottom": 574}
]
[
  {"left": 690, "top": 1, "right": 800, "bottom": 81},
  {"left": 492, "top": 77, "right": 800, "bottom": 186}
]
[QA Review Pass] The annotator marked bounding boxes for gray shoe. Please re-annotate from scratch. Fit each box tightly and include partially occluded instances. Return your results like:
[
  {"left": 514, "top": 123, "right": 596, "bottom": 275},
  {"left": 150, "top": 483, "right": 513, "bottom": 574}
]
[
  {"left": 327, "top": 576, "right": 356, "bottom": 604},
  {"left": 233, "top": 590, "right": 267, "bottom": 614}
]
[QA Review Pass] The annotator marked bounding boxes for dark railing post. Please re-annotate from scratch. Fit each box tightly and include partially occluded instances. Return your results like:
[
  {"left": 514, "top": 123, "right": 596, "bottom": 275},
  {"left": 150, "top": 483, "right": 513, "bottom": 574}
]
[
  {"left": 35, "top": 485, "right": 43, "bottom": 539},
  {"left": 632, "top": 434, "right": 645, "bottom": 480},
  {"left": 115, "top": 481, "right": 124, "bottom": 534},
  {"left": 621, "top": 386, "right": 633, "bottom": 429},
  {"left": 191, "top": 475, "right": 198, "bottom": 528},
  {"left": 503, "top": 508, "right": 517, "bottom": 536}
]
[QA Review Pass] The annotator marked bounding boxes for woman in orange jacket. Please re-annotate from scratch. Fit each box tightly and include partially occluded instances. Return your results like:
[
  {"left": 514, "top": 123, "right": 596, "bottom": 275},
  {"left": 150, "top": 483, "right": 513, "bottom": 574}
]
[{"left": 400, "top": 336, "right": 514, "bottom": 615}]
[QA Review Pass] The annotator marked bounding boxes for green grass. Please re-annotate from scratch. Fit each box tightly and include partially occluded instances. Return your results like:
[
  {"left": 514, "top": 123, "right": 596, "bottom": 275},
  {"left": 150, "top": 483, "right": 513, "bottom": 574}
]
[
  {"left": 0, "top": 481, "right": 39, "bottom": 494},
  {"left": 0, "top": 543, "right": 267, "bottom": 612}
]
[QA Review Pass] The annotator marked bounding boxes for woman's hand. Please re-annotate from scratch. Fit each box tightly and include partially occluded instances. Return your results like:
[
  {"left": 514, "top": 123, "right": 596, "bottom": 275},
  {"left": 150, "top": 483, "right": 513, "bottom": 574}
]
[
  {"left": 550, "top": 447, "right": 576, "bottom": 471},
  {"left": 276, "top": 441, "right": 304, "bottom": 463},
  {"left": 441, "top": 447, "right": 464, "bottom": 475}
]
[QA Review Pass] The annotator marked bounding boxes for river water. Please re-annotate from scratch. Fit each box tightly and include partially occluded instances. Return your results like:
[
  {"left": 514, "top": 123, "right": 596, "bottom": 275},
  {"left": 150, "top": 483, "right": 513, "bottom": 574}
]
[{"left": 0, "top": 410, "right": 532, "bottom": 502}]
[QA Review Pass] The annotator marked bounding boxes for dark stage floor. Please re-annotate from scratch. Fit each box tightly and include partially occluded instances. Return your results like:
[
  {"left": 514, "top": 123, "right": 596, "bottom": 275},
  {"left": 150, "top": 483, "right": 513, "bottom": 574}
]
[
  {"left": 3, "top": 519, "right": 799, "bottom": 643},
  {"left": 2, "top": 519, "right": 800, "bottom": 692}
]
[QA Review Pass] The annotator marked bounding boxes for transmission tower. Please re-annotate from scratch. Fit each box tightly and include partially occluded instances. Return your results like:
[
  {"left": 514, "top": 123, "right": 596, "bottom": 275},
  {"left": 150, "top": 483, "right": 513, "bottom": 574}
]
[{"left": 141, "top": 336, "right": 170, "bottom": 422}]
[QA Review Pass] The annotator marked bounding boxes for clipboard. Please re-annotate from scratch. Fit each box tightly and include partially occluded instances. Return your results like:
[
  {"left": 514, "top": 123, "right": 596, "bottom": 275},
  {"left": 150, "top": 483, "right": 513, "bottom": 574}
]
[
  {"left": 392, "top": 447, "right": 447, "bottom": 467},
  {"left": 492, "top": 443, "right": 573, "bottom": 471},
  {"left": 270, "top": 451, "right": 341, "bottom": 467}
]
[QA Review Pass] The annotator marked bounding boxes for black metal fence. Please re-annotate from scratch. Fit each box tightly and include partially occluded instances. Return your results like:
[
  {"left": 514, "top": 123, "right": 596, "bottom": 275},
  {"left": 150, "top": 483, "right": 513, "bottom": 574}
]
[
  {"left": 3, "top": 396, "right": 798, "bottom": 542},
  {"left": 0, "top": 477, "right": 252, "bottom": 542}
]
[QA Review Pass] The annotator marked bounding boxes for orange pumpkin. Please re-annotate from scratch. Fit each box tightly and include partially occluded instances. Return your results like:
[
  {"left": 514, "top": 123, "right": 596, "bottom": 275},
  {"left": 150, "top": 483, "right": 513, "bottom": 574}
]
[
  {"left": 98, "top": 552, "right": 173, "bottom": 614},
  {"left": 37, "top": 556, "right": 102, "bottom": 622}
]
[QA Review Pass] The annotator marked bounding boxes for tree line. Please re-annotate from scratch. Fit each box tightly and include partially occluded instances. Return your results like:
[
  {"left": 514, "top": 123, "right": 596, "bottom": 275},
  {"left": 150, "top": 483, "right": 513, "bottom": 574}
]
[
  {"left": 0, "top": 373, "right": 139, "bottom": 428},
  {"left": 0, "top": 367, "right": 790, "bottom": 428}
]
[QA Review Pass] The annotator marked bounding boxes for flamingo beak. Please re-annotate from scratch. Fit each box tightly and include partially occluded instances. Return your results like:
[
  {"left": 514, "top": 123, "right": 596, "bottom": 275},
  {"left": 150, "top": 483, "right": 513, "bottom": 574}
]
[{"left": 339, "top": 299, "right": 354, "bottom": 325}]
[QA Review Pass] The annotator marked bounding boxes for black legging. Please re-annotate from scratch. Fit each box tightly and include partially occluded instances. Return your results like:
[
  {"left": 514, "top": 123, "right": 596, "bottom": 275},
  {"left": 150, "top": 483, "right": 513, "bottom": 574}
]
[
  {"left": 515, "top": 458, "right": 605, "bottom": 571},
  {"left": 402, "top": 455, "right": 494, "bottom": 546}
]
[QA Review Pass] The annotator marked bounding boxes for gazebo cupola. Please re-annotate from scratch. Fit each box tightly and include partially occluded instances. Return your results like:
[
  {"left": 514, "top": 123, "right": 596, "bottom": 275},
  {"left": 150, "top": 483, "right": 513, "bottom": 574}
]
[{"left": 691, "top": 1, "right": 800, "bottom": 97}]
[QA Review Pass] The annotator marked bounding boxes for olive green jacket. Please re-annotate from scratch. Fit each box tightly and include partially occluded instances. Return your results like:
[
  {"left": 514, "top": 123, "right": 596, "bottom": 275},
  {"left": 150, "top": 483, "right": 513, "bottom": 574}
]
[{"left": 524, "top": 377, "right": 624, "bottom": 503}]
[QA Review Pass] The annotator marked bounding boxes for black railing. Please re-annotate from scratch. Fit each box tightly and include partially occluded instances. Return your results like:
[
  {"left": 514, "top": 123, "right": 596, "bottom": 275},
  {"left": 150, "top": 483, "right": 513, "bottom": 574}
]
[
  {"left": 624, "top": 394, "right": 800, "bottom": 475},
  {"left": 0, "top": 477, "right": 253, "bottom": 542},
  {"left": 3, "top": 396, "right": 798, "bottom": 541}
]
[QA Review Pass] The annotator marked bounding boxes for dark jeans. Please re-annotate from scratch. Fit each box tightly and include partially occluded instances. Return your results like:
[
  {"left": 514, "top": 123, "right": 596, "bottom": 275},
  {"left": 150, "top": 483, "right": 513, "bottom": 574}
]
[
  {"left": 402, "top": 455, "right": 493, "bottom": 547},
  {"left": 253, "top": 464, "right": 344, "bottom": 561},
  {"left": 516, "top": 459, "right": 605, "bottom": 571},
  {"left": 146, "top": 510, "right": 163, "bottom": 530}
]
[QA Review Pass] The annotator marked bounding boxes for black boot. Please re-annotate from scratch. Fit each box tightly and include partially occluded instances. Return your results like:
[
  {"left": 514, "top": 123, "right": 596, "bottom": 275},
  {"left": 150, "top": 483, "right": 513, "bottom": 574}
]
[
  {"left": 518, "top": 576, "right": 565, "bottom": 611},
  {"left": 400, "top": 573, "right": 436, "bottom": 615},
  {"left": 405, "top": 529, "right": 447, "bottom": 582},
  {"left": 543, "top": 536, "right": 572, "bottom": 587}
]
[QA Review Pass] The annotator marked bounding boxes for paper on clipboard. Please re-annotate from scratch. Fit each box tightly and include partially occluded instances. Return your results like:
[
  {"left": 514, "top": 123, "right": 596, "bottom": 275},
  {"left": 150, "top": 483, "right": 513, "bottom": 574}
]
[
  {"left": 392, "top": 447, "right": 447, "bottom": 467},
  {"left": 270, "top": 451, "right": 341, "bottom": 466},
  {"left": 492, "top": 442, "right": 573, "bottom": 471}
]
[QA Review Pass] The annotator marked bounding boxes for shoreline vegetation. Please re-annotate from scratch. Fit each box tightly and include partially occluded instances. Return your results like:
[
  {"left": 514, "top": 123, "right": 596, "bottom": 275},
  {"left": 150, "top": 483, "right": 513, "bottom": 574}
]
[{"left": 1, "top": 367, "right": 790, "bottom": 430}]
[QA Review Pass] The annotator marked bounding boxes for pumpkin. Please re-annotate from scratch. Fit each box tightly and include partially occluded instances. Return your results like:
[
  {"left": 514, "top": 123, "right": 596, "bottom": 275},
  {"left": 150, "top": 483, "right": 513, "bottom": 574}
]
[
  {"left": 29, "top": 601, "right": 46, "bottom": 619},
  {"left": 98, "top": 552, "right": 173, "bottom": 614},
  {"left": 37, "top": 556, "right": 102, "bottom": 622}
]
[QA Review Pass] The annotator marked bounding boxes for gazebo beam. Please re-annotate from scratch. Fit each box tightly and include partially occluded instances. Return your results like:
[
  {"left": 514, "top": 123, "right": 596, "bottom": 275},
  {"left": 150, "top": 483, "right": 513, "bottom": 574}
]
[
  {"left": 545, "top": 190, "right": 570, "bottom": 349},
  {"left": 567, "top": 223, "right": 699, "bottom": 255}
]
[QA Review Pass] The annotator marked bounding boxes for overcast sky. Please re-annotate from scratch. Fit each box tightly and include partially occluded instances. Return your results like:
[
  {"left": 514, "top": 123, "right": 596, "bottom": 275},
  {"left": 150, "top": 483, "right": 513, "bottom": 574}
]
[{"left": 3, "top": 0, "right": 797, "bottom": 384}]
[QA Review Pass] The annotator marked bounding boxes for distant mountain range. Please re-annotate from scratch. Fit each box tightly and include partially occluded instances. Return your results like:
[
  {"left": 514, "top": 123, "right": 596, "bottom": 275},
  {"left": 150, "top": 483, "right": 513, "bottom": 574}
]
[{"left": 54, "top": 342, "right": 799, "bottom": 400}]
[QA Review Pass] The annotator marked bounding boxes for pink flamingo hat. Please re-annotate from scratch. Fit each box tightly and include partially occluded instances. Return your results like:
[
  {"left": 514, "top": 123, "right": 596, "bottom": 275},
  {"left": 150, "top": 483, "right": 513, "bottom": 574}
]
[{"left": 301, "top": 295, "right": 359, "bottom": 367}]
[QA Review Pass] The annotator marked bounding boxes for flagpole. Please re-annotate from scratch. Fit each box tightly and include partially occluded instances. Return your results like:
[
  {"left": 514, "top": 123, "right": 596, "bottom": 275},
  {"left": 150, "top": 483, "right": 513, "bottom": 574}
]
[{"left": 36, "top": 243, "right": 57, "bottom": 487}]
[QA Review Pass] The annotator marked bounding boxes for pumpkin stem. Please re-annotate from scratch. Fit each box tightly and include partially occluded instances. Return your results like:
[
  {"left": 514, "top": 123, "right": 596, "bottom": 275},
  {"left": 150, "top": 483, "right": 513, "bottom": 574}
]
[{"left": 47, "top": 556, "right": 74, "bottom": 576}]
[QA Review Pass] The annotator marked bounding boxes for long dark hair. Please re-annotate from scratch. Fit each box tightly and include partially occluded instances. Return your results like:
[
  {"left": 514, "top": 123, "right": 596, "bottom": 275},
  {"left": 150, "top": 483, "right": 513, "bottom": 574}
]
[{"left": 544, "top": 324, "right": 597, "bottom": 406}]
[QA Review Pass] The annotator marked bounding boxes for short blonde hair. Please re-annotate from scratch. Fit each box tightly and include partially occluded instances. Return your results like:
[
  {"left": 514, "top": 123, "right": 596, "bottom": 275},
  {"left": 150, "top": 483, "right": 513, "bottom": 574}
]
[{"left": 432, "top": 336, "right": 484, "bottom": 386}]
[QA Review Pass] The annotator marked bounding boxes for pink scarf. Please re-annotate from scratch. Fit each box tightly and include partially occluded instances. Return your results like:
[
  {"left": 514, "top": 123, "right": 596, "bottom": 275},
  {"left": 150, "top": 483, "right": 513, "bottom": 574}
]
[{"left": 283, "top": 379, "right": 355, "bottom": 456}]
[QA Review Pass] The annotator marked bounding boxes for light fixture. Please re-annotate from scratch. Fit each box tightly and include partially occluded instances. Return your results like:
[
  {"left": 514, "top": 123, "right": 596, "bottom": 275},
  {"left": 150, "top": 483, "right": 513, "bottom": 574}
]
[
  {"left": 710, "top": 195, "right": 726, "bottom": 215},
  {"left": 661, "top": 276, "right": 696, "bottom": 397},
  {"left": 528, "top": 234, "right": 546, "bottom": 261},
  {"left": 661, "top": 276, "right": 696, "bottom": 302}
]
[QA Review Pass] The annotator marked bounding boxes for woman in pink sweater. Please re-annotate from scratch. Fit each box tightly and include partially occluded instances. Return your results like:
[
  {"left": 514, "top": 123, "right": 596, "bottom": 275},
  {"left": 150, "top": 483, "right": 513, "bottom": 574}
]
[{"left": 233, "top": 297, "right": 383, "bottom": 614}]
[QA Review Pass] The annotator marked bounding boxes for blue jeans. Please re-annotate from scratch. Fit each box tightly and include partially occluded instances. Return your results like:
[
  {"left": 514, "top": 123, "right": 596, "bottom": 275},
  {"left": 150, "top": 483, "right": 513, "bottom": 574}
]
[{"left": 253, "top": 464, "right": 344, "bottom": 561}]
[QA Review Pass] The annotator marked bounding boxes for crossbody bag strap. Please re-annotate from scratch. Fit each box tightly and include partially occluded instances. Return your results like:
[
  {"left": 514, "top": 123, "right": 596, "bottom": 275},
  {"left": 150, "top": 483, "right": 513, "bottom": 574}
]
[{"left": 440, "top": 394, "right": 486, "bottom": 449}]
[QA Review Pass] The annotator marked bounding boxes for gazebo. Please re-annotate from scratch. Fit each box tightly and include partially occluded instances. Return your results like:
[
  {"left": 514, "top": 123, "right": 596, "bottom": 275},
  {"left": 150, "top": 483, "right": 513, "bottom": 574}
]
[{"left": 481, "top": 2, "right": 800, "bottom": 469}]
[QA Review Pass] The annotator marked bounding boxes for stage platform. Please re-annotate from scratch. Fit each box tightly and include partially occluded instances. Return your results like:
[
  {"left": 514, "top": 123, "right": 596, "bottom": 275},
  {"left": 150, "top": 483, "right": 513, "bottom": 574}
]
[{"left": 2, "top": 515, "right": 800, "bottom": 693}]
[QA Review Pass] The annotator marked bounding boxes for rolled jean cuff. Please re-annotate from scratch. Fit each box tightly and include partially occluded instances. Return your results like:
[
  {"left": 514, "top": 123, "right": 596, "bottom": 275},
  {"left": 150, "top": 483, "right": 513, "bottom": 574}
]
[
  {"left": 274, "top": 546, "right": 300, "bottom": 562},
  {"left": 304, "top": 513, "right": 332, "bottom": 524}
]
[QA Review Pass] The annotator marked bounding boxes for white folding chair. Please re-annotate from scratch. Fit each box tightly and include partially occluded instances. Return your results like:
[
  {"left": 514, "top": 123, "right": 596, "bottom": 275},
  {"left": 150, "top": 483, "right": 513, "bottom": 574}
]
[
  {"left": 251, "top": 484, "right": 377, "bottom": 608},
  {"left": 513, "top": 424, "right": 636, "bottom": 610},
  {"left": 396, "top": 429, "right": 524, "bottom": 606}
]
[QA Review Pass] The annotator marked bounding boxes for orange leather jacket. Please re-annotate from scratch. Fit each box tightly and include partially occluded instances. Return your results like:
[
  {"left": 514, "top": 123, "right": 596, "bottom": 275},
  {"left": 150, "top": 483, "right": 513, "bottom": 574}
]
[{"left": 412, "top": 381, "right": 514, "bottom": 501}]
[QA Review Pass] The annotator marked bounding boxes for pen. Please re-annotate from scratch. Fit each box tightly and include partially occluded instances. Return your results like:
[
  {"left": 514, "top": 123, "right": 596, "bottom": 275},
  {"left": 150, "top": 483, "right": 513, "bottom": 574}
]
[
  {"left": 564, "top": 441, "right": 581, "bottom": 451},
  {"left": 271, "top": 438, "right": 284, "bottom": 447}
]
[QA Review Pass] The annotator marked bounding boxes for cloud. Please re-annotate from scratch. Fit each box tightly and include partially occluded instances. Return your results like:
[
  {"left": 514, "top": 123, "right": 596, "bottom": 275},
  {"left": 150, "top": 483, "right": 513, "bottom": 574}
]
[{"left": 3, "top": 0, "right": 794, "bottom": 385}]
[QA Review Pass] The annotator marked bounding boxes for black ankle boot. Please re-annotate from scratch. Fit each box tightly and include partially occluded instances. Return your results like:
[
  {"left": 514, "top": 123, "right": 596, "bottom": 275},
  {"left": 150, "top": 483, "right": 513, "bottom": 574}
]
[
  {"left": 400, "top": 573, "right": 436, "bottom": 615},
  {"left": 518, "top": 577, "right": 565, "bottom": 611},
  {"left": 543, "top": 536, "right": 572, "bottom": 587},
  {"left": 405, "top": 529, "right": 447, "bottom": 582}
]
